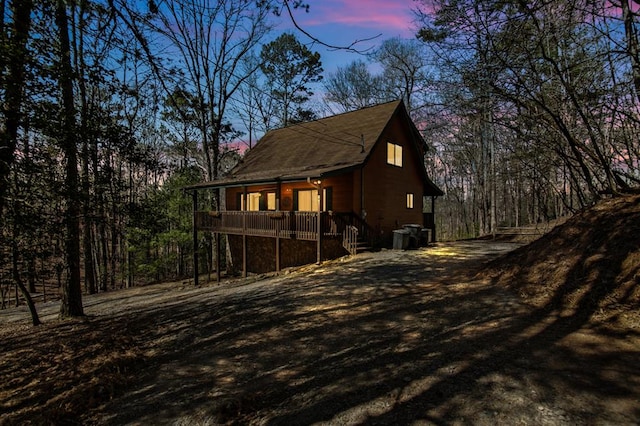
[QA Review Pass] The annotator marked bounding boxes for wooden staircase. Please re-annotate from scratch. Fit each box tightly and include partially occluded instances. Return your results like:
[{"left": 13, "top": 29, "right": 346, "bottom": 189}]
[
  {"left": 355, "top": 236, "right": 373, "bottom": 253},
  {"left": 332, "top": 212, "right": 377, "bottom": 256}
]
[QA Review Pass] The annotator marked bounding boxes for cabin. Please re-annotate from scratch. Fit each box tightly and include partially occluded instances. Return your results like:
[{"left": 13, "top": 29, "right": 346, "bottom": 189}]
[{"left": 184, "top": 100, "right": 443, "bottom": 280}]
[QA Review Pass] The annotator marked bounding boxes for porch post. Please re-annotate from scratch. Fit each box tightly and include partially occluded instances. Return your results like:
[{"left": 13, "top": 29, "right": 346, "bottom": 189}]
[
  {"left": 192, "top": 191, "right": 199, "bottom": 287},
  {"left": 317, "top": 181, "right": 323, "bottom": 264},
  {"left": 215, "top": 232, "right": 221, "bottom": 282},
  {"left": 242, "top": 186, "right": 247, "bottom": 278},
  {"left": 275, "top": 229, "right": 281, "bottom": 272},
  {"left": 276, "top": 180, "right": 281, "bottom": 272},
  {"left": 431, "top": 196, "right": 437, "bottom": 243}
]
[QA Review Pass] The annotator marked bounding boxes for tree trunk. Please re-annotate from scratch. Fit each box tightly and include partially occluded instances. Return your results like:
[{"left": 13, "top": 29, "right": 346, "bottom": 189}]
[
  {"left": 0, "top": 0, "right": 33, "bottom": 216},
  {"left": 73, "top": 0, "right": 97, "bottom": 295},
  {"left": 622, "top": 0, "right": 640, "bottom": 105},
  {"left": 99, "top": 219, "right": 109, "bottom": 292},
  {"left": 56, "top": 0, "right": 84, "bottom": 318},
  {"left": 12, "top": 238, "right": 40, "bottom": 326}
]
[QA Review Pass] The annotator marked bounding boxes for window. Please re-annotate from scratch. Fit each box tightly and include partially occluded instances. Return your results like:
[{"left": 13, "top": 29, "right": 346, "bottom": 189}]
[
  {"left": 387, "top": 142, "right": 403, "bottom": 167},
  {"left": 294, "top": 188, "right": 332, "bottom": 212},
  {"left": 266, "top": 192, "right": 276, "bottom": 210},
  {"left": 239, "top": 191, "right": 276, "bottom": 211},
  {"left": 247, "top": 192, "right": 261, "bottom": 211},
  {"left": 406, "top": 193, "right": 414, "bottom": 209},
  {"left": 297, "top": 190, "right": 317, "bottom": 212}
]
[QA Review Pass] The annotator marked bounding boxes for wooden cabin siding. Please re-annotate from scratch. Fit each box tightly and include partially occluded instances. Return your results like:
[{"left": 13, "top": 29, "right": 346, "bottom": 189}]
[
  {"left": 224, "top": 174, "right": 354, "bottom": 213},
  {"left": 221, "top": 114, "right": 429, "bottom": 242},
  {"left": 352, "top": 169, "right": 363, "bottom": 215},
  {"left": 187, "top": 100, "right": 442, "bottom": 280},
  {"left": 362, "top": 113, "right": 425, "bottom": 242},
  {"left": 324, "top": 174, "right": 353, "bottom": 212},
  {"left": 220, "top": 113, "right": 428, "bottom": 246}
]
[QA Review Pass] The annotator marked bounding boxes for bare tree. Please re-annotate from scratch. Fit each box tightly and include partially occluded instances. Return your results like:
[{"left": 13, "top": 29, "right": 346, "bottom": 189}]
[
  {"left": 0, "top": 0, "right": 33, "bottom": 217},
  {"left": 56, "top": 0, "right": 83, "bottom": 318},
  {"left": 323, "top": 60, "right": 381, "bottom": 113},
  {"left": 371, "top": 37, "right": 433, "bottom": 114},
  {"left": 150, "top": 0, "right": 273, "bottom": 184},
  {"left": 415, "top": 0, "right": 640, "bottom": 239}
]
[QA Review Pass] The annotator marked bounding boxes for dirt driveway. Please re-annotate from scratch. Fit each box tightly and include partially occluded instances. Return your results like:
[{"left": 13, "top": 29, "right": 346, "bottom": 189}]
[{"left": 1, "top": 241, "right": 639, "bottom": 425}]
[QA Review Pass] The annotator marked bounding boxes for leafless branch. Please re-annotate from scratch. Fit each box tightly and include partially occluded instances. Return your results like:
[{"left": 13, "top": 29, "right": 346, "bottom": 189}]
[{"left": 282, "top": 0, "right": 381, "bottom": 53}]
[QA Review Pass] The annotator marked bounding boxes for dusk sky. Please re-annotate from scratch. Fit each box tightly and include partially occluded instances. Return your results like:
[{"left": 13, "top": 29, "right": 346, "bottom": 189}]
[
  {"left": 232, "top": 1, "right": 427, "bottom": 143},
  {"left": 280, "top": 0, "right": 422, "bottom": 74}
]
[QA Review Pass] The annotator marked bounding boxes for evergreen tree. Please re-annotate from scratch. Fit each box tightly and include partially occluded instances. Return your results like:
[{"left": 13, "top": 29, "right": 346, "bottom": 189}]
[{"left": 260, "top": 32, "right": 323, "bottom": 127}]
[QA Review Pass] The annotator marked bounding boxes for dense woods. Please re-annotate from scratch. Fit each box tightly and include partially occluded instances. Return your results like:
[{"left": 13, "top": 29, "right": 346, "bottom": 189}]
[
  {"left": 1, "top": 0, "right": 640, "bottom": 319},
  {"left": 416, "top": 0, "right": 640, "bottom": 238}
]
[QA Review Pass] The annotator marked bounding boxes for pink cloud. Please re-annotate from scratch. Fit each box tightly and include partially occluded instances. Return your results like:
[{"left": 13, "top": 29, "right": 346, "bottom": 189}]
[{"left": 292, "top": 0, "right": 419, "bottom": 37}]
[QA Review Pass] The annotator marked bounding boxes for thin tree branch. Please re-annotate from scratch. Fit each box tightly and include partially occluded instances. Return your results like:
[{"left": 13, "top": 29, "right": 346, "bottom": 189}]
[{"left": 282, "top": 0, "right": 380, "bottom": 53}]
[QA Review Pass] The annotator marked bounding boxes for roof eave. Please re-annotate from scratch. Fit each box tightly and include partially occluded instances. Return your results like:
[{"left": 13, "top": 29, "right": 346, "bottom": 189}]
[{"left": 183, "top": 164, "right": 361, "bottom": 192}]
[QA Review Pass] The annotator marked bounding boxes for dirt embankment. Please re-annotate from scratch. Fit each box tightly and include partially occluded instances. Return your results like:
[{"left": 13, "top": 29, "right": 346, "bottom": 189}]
[{"left": 480, "top": 194, "right": 640, "bottom": 329}]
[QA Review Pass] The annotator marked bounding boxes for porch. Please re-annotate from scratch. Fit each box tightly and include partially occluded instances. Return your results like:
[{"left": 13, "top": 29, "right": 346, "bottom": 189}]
[
  {"left": 194, "top": 210, "right": 369, "bottom": 280},
  {"left": 192, "top": 210, "right": 434, "bottom": 281}
]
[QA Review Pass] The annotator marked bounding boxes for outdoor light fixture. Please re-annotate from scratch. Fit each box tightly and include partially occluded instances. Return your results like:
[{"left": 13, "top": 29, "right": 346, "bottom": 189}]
[{"left": 306, "top": 177, "right": 322, "bottom": 187}]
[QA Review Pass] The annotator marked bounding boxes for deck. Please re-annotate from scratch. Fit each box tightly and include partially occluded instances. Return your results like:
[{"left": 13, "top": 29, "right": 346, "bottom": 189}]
[{"left": 195, "top": 211, "right": 341, "bottom": 241}]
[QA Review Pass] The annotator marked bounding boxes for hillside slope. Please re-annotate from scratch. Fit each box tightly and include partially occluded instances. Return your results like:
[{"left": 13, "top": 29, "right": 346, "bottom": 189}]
[{"left": 480, "top": 194, "right": 640, "bottom": 328}]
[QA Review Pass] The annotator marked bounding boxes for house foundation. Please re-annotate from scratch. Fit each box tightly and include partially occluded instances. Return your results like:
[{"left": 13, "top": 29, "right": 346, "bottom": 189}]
[{"left": 228, "top": 235, "right": 347, "bottom": 274}]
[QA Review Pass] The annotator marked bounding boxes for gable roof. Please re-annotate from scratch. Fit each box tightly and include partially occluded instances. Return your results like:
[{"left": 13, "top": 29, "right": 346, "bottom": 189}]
[
  {"left": 232, "top": 100, "right": 401, "bottom": 181},
  {"left": 185, "top": 100, "right": 442, "bottom": 195}
]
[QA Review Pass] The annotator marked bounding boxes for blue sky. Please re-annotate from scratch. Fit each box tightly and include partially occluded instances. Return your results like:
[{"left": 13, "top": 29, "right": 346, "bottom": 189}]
[
  {"left": 278, "top": 0, "right": 422, "bottom": 74},
  {"left": 232, "top": 1, "right": 427, "bottom": 146}
]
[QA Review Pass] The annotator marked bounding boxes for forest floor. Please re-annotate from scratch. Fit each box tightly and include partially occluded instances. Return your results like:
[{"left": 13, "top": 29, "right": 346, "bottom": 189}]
[{"left": 1, "top": 195, "right": 640, "bottom": 425}]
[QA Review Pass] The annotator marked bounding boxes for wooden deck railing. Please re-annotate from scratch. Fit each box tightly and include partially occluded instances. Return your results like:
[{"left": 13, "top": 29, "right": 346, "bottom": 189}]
[
  {"left": 195, "top": 211, "right": 322, "bottom": 241},
  {"left": 331, "top": 212, "right": 377, "bottom": 247},
  {"left": 196, "top": 210, "right": 373, "bottom": 255},
  {"left": 342, "top": 225, "right": 358, "bottom": 256}
]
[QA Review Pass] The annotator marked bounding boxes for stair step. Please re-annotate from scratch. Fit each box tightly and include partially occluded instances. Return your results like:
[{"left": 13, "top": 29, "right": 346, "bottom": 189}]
[{"left": 356, "top": 243, "right": 373, "bottom": 253}]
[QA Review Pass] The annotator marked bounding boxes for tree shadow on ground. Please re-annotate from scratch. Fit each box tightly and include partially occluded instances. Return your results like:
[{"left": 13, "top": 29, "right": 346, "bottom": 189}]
[
  {"left": 2, "top": 240, "right": 639, "bottom": 425},
  {"left": 93, "top": 242, "right": 640, "bottom": 425}
]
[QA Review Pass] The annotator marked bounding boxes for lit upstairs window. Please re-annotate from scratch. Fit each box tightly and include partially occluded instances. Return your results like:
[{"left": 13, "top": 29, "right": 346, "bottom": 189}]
[{"left": 387, "top": 142, "right": 402, "bottom": 167}]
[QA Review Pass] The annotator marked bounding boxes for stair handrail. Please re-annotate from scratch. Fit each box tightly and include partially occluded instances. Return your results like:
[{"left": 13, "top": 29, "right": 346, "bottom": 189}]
[
  {"left": 342, "top": 225, "right": 358, "bottom": 256},
  {"left": 336, "top": 212, "right": 377, "bottom": 247}
]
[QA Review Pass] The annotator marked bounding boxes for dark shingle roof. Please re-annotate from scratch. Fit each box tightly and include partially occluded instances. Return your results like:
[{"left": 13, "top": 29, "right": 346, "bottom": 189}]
[
  {"left": 185, "top": 100, "right": 442, "bottom": 195},
  {"left": 234, "top": 100, "right": 400, "bottom": 179}
]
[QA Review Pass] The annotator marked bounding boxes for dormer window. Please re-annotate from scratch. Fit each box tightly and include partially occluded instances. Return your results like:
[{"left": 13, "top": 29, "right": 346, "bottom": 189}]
[{"left": 387, "top": 142, "right": 402, "bottom": 167}]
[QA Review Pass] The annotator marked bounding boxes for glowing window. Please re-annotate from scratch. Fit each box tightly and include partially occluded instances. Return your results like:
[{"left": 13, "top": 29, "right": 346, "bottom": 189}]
[
  {"left": 297, "top": 190, "right": 318, "bottom": 212},
  {"left": 295, "top": 188, "right": 332, "bottom": 212},
  {"left": 387, "top": 142, "right": 402, "bottom": 167},
  {"left": 406, "top": 193, "right": 414, "bottom": 209},
  {"left": 266, "top": 192, "right": 276, "bottom": 210},
  {"left": 246, "top": 192, "right": 261, "bottom": 211}
]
